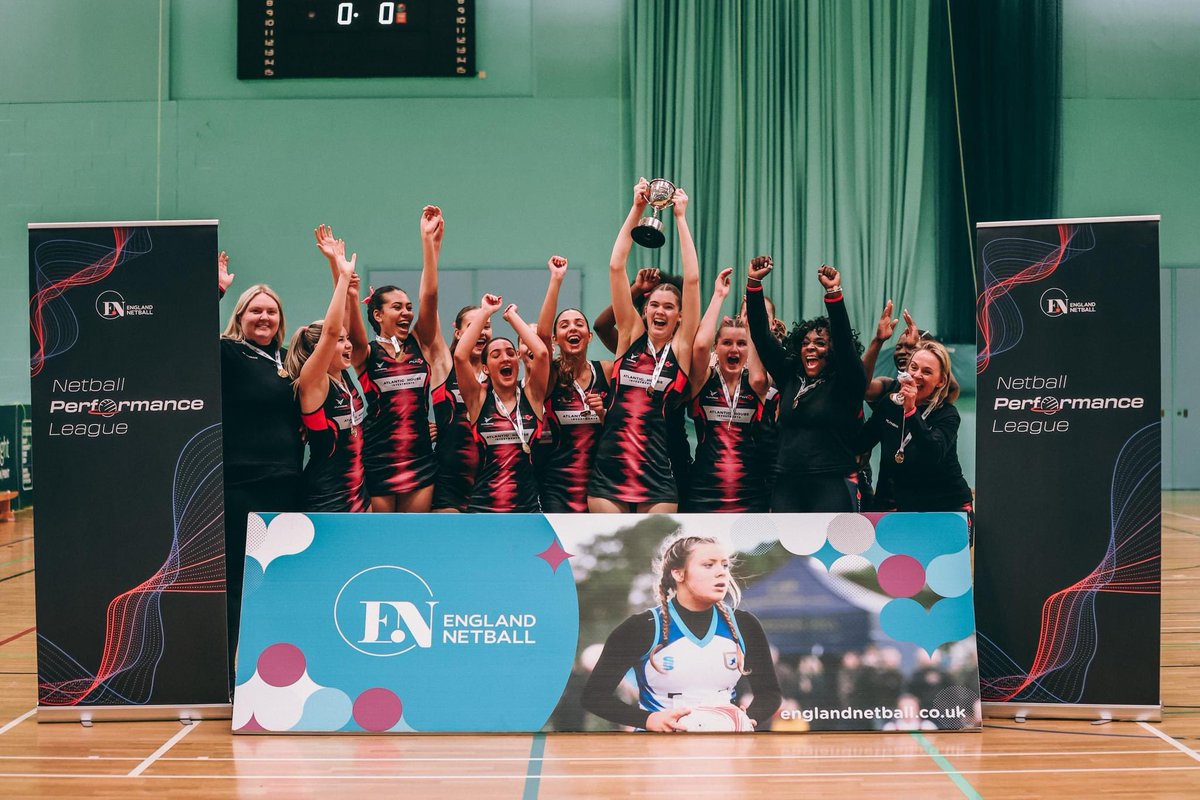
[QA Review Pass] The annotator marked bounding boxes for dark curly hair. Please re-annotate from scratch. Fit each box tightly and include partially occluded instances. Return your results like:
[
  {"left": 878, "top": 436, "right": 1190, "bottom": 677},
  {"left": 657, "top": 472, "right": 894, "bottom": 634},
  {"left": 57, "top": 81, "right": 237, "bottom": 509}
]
[{"left": 783, "top": 316, "right": 864, "bottom": 363}]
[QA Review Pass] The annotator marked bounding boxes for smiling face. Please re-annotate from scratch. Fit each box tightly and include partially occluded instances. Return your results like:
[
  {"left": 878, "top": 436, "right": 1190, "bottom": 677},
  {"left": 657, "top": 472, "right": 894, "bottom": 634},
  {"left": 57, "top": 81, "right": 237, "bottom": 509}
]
[
  {"left": 906, "top": 349, "right": 945, "bottom": 405},
  {"left": 715, "top": 324, "right": 750, "bottom": 380},
  {"left": 643, "top": 286, "right": 681, "bottom": 344},
  {"left": 454, "top": 315, "right": 493, "bottom": 361},
  {"left": 800, "top": 327, "right": 830, "bottom": 378},
  {"left": 373, "top": 289, "right": 413, "bottom": 339},
  {"left": 239, "top": 292, "right": 281, "bottom": 346},
  {"left": 326, "top": 326, "right": 352, "bottom": 375},
  {"left": 554, "top": 309, "right": 592, "bottom": 358},
  {"left": 483, "top": 337, "right": 519, "bottom": 389},
  {"left": 672, "top": 542, "right": 732, "bottom": 610}
]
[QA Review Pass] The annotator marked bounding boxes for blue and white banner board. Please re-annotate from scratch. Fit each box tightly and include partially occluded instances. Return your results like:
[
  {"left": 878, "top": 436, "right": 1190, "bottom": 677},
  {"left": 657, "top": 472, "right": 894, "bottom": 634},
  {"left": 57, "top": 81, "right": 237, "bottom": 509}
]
[
  {"left": 234, "top": 512, "right": 980, "bottom": 733},
  {"left": 29, "top": 221, "right": 229, "bottom": 722}
]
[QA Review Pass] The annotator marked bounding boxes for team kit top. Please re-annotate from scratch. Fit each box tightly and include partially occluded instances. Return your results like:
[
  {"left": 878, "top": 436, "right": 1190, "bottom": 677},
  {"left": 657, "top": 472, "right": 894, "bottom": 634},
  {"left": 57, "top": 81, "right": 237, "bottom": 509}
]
[
  {"left": 358, "top": 337, "right": 437, "bottom": 496},
  {"left": 858, "top": 399, "right": 974, "bottom": 512},
  {"left": 300, "top": 371, "right": 369, "bottom": 513},
  {"left": 431, "top": 365, "right": 484, "bottom": 512},
  {"left": 746, "top": 287, "right": 868, "bottom": 481},
  {"left": 588, "top": 334, "right": 690, "bottom": 506},
  {"left": 467, "top": 390, "right": 543, "bottom": 513},
  {"left": 536, "top": 361, "right": 611, "bottom": 513},
  {"left": 581, "top": 600, "right": 781, "bottom": 730},
  {"left": 219, "top": 338, "right": 303, "bottom": 488},
  {"left": 686, "top": 369, "right": 769, "bottom": 513}
]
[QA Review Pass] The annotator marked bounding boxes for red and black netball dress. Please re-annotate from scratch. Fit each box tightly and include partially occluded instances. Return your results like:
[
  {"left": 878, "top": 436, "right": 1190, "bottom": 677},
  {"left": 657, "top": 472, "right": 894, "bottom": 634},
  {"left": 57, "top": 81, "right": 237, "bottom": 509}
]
[
  {"left": 431, "top": 367, "right": 483, "bottom": 512},
  {"left": 686, "top": 369, "right": 768, "bottom": 512},
  {"left": 301, "top": 370, "right": 369, "bottom": 513},
  {"left": 588, "top": 334, "right": 689, "bottom": 506},
  {"left": 468, "top": 390, "right": 543, "bottom": 513},
  {"left": 358, "top": 337, "right": 436, "bottom": 496},
  {"left": 537, "top": 361, "right": 611, "bottom": 513}
]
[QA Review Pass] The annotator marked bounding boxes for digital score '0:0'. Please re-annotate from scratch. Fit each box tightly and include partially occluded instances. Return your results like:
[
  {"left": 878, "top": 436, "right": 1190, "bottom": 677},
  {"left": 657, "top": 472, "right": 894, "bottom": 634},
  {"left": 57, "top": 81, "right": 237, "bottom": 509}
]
[{"left": 235, "top": 0, "right": 476, "bottom": 80}]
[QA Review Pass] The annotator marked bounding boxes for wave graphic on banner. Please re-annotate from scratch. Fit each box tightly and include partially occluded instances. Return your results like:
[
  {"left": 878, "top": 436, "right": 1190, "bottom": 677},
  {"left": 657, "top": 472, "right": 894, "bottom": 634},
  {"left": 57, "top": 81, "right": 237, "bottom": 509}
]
[
  {"left": 975, "top": 225, "right": 1094, "bottom": 376},
  {"left": 978, "top": 423, "right": 1161, "bottom": 702},
  {"left": 37, "top": 423, "right": 225, "bottom": 705},
  {"left": 29, "top": 227, "right": 153, "bottom": 377}
]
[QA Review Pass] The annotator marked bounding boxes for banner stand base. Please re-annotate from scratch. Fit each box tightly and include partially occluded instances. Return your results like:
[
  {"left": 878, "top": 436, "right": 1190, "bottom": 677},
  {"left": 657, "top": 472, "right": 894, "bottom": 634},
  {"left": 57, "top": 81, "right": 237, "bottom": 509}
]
[
  {"left": 983, "top": 701, "right": 1161, "bottom": 723},
  {"left": 37, "top": 703, "right": 232, "bottom": 725}
]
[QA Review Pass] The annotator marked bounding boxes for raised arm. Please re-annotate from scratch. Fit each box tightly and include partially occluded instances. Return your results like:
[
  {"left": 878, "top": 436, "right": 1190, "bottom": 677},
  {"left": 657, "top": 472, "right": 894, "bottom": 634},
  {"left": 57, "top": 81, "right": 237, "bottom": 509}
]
[
  {"left": 817, "top": 265, "right": 868, "bottom": 400},
  {"left": 298, "top": 257, "right": 353, "bottom": 413},
  {"left": 689, "top": 267, "right": 732, "bottom": 398},
  {"left": 610, "top": 178, "right": 652, "bottom": 355},
  {"left": 217, "top": 250, "right": 234, "bottom": 298},
  {"left": 594, "top": 268, "right": 660, "bottom": 354},
  {"left": 863, "top": 299, "right": 898, "bottom": 402},
  {"left": 453, "top": 295, "right": 502, "bottom": 422},
  {"left": 744, "top": 256, "right": 792, "bottom": 380},
  {"left": 670, "top": 188, "right": 702, "bottom": 377},
  {"left": 745, "top": 324, "right": 770, "bottom": 401},
  {"left": 414, "top": 206, "right": 451, "bottom": 383},
  {"left": 535, "top": 255, "right": 569, "bottom": 351},
  {"left": 506, "top": 304, "right": 550, "bottom": 415}
]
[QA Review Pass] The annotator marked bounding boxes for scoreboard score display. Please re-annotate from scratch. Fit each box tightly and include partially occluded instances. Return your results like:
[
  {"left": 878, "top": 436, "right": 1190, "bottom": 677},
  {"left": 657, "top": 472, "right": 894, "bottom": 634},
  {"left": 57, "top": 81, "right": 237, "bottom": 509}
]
[{"left": 237, "top": 1, "right": 475, "bottom": 80}]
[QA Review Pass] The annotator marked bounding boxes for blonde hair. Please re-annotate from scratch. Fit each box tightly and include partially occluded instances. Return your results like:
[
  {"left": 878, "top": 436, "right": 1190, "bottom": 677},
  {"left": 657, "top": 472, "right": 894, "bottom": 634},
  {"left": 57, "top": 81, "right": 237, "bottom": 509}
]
[
  {"left": 648, "top": 534, "right": 749, "bottom": 676},
  {"left": 283, "top": 320, "right": 324, "bottom": 381},
  {"left": 912, "top": 340, "right": 959, "bottom": 410},
  {"left": 222, "top": 284, "right": 286, "bottom": 349}
]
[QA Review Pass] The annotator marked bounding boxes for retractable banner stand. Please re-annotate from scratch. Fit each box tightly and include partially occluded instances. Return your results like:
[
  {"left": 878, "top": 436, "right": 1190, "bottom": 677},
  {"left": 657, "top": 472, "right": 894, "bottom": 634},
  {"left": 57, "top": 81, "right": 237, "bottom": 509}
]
[
  {"left": 28, "top": 221, "right": 229, "bottom": 722},
  {"left": 234, "top": 513, "right": 981, "bottom": 734},
  {"left": 974, "top": 216, "right": 1161, "bottom": 720}
]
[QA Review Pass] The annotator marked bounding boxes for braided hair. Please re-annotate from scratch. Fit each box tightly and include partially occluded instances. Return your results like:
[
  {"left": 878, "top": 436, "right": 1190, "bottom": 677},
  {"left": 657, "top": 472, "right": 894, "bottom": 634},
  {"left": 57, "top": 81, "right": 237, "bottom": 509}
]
[{"left": 647, "top": 534, "right": 750, "bottom": 676}]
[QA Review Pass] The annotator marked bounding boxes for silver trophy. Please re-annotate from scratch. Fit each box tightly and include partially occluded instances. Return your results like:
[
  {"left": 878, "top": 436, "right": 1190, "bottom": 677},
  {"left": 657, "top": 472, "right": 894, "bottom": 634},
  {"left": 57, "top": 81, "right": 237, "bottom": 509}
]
[{"left": 631, "top": 178, "right": 677, "bottom": 249}]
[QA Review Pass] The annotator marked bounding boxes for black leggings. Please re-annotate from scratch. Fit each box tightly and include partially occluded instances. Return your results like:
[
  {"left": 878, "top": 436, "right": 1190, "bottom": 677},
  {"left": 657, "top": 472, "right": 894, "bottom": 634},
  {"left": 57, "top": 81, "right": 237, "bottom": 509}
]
[{"left": 770, "top": 471, "right": 860, "bottom": 513}]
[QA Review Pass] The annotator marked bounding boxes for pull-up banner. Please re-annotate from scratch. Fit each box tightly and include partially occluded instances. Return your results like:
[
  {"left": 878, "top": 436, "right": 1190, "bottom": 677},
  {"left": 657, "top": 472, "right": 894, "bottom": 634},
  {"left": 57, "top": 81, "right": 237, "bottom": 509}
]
[
  {"left": 234, "top": 512, "right": 981, "bottom": 734},
  {"left": 29, "top": 221, "right": 229, "bottom": 722},
  {"left": 974, "top": 216, "right": 1161, "bottom": 720}
]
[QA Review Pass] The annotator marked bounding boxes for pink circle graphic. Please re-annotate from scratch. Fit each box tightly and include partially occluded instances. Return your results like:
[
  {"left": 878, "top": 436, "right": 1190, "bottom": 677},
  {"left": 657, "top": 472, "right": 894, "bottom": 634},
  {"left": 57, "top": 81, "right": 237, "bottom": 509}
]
[
  {"left": 877, "top": 555, "right": 926, "bottom": 598},
  {"left": 257, "top": 642, "right": 307, "bottom": 687},
  {"left": 353, "top": 688, "right": 404, "bottom": 732}
]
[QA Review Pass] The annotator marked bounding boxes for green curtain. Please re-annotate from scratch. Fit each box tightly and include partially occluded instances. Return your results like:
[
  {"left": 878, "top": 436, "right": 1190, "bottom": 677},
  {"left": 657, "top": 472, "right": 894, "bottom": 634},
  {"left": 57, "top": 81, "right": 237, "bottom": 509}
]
[
  {"left": 931, "top": 0, "right": 1063, "bottom": 342},
  {"left": 627, "top": 0, "right": 935, "bottom": 337}
]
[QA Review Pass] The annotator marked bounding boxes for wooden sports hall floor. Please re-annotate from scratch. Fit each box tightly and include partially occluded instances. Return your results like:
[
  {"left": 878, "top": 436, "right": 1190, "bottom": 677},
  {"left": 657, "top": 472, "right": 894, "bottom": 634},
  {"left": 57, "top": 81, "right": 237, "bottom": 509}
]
[{"left": 1, "top": 496, "right": 1198, "bottom": 798}]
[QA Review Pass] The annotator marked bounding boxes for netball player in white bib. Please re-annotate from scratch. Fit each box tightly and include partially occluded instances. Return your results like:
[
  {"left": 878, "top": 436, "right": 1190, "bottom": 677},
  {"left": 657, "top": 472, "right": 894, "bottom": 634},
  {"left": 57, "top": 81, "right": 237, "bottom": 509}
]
[{"left": 581, "top": 534, "right": 781, "bottom": 731}]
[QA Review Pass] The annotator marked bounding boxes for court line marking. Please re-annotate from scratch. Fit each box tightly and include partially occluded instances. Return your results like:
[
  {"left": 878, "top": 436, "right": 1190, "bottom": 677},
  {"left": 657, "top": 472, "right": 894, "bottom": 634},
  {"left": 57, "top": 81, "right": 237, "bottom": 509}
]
[
  {"left": 1137, "top": 721, "right": 1200, "bottom": 764},
  {"left": 0, "top": 709, "right": 35, "bottom": 736},
  {"left": 912, "top": 732, "right": 983, "bottom": 799},
  {"left": 522, "top": 733, "right": 544, "bottom": 800},
  {"left": 0, "top": 627, "right": 35, "bottom": 648},
  {"left": 1, "top": 765, "right": 1199, "bottom": 781},
  {"left": 0, "top": 569, "right": 34, "bottom": 585},
  {"left": 1164, "top": 510, "right": 1200, "bottom": 523},
  {"left": 127, "top": 721, "right": 200, "bottom": 777}
]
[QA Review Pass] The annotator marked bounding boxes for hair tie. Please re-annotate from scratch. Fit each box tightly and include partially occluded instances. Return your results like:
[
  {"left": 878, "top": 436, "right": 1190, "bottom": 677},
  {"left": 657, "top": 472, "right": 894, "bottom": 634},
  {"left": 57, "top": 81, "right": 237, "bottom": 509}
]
[{"left": 361, "top": 286, "right": 375, "bottom": 305}]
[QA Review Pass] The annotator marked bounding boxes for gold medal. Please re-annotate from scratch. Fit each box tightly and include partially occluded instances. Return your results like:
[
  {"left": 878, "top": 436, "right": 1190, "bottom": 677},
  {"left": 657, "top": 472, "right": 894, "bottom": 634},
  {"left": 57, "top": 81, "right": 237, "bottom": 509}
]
[
  {"left": 646, "top": 387, "right": 656, "bottom": 399},
  {"left": 351, "top": 426, "right": 360, "bottom": 440},
  {"left": 277, "top": 367, "right": 288, "bottom": 378},
  {"left": 894, "top": 451, "right": 905, "bottom": 464},
  {"left": 522, "top": 443, "right": 531, "bottom": 454}
]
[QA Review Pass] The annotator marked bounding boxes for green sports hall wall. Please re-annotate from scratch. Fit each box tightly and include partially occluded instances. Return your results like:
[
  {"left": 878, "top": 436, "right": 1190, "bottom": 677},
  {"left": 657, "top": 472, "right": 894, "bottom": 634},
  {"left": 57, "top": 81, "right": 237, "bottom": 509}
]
[{"left": 2, "top": 2, "right": 1197, "bottom": 486}]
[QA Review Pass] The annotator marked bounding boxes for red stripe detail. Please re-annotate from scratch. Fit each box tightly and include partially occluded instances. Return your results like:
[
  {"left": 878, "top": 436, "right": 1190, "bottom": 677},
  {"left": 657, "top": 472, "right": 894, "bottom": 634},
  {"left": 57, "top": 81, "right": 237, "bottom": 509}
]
[{"left": 0, "top": 626, "right": 35, "bottom": 647}]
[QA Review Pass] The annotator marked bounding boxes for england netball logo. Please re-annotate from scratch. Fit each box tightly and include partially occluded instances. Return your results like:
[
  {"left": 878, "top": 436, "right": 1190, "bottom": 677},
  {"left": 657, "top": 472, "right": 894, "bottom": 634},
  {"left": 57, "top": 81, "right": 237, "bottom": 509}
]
[
  {"left": 96, "top": 290, "right": 125, "bottom": 319},
  {"left": 333, "top": 566, "right": 439, "bottom": 657},
  {"left": 1040, "top": 288, "right": 1068, "bottom": 317}
]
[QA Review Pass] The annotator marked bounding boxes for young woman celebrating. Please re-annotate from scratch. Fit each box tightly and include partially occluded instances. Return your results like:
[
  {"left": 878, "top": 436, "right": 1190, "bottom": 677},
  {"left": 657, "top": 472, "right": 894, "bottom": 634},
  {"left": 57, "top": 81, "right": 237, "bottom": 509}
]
[
  {"left": 320, "top": 208, "right": 450, "bottom": 513},
  {"left": 587, "top": 178, "right": 701, "bottom": 513},
  {"left": 285, "top": 236, "right": 370, "bottom": 513},
  {"left": 454, "top": 296, "right": 549, "bottom": 513},
  {"left": 431, "top": 305, "right": 491, "bottom": 512},
  {"left": 533, "top": 255, "right": 613, "bottom": 513},
  {"left": 858, "top": 340, "right": 973, "bottom": 514},
  {"left": 745, "top": 258, "right": 868, "bottom": 512},
  {"left": 581, "top": 534, "right": 781, "bottom": 732},
  {"left": 684, "top": 268, "right": 770, "bottom": 512}
]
